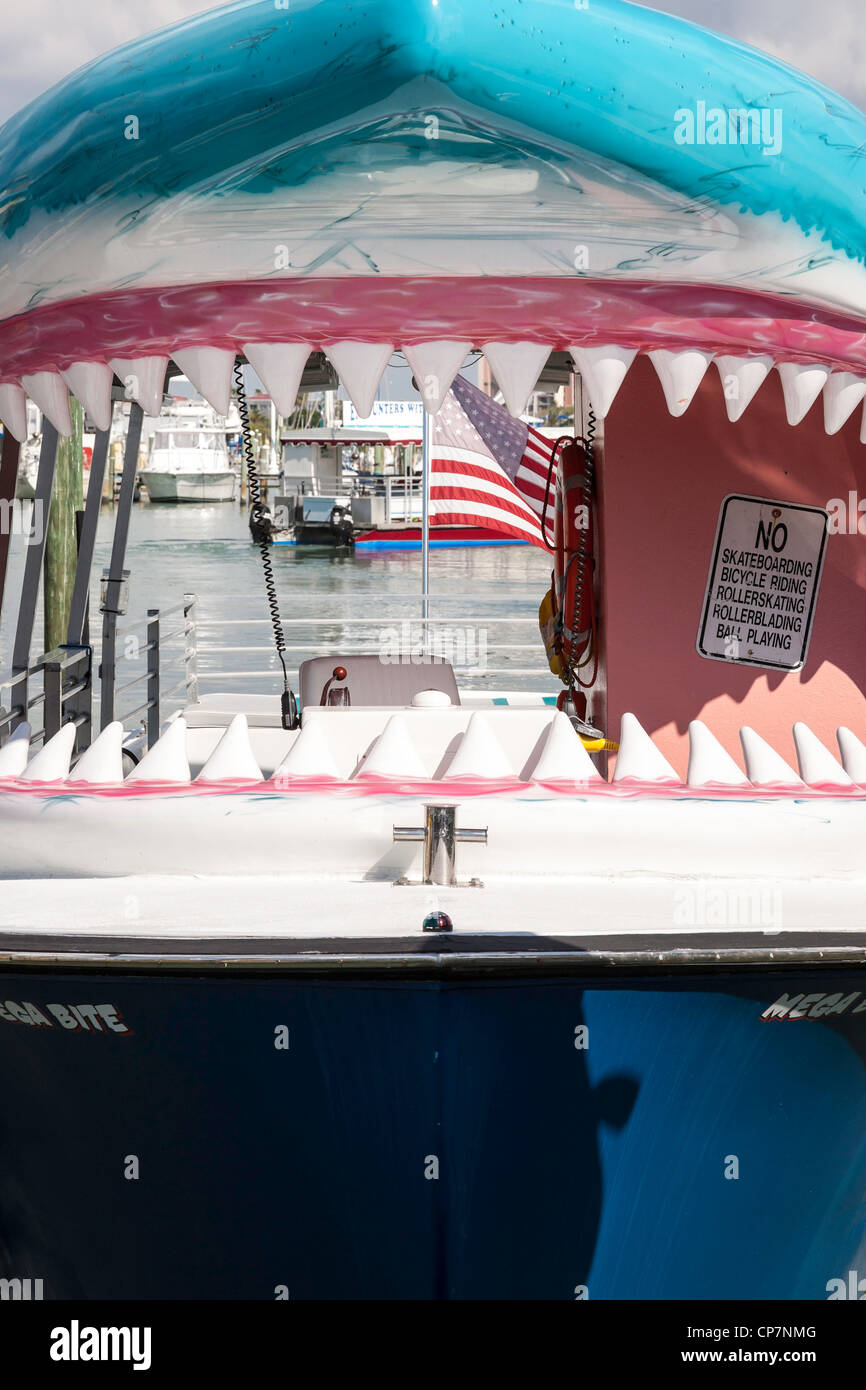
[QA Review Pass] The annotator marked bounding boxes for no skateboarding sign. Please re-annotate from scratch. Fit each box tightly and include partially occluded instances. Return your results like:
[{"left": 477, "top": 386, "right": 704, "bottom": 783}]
[{"left": 697, "top": 495, "right": 828, "bottom": 671}]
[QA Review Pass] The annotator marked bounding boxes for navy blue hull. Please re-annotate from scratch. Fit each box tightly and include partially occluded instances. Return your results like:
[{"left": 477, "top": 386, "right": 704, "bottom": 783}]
[{"left": 0, "top": 968, "right": 865, "bottom": 1300}]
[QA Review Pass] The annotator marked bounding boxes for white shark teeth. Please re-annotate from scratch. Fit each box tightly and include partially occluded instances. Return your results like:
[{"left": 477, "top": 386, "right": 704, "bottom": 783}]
[
  {"left": 126, "top": 716, "right": 190, "bottom": 783},
  {"left": 837, "top": 727, "right": 866, "bottom": 782},
  {"left": 686, "top": 721, "right": 749, "bottom": 787},
  {"left": 20, "top": 723, "right": 77, "bottom": 781},
  {"left": 482, "top": 342, "right": 550, "bottom": 417},
  {"left": 0, "top": 383, "right": 28, "bottom": 442},
  {"left": 60, "top": 362, "right": 113, "bottom": 433},
  {"left": 714, "top": 355, "right": 773, "bottom": 423},
  {"left": 777, "top": 362, "right": 829, "bottom": 426},
  {"left": 68, "top": 721, "right": 125, "bottom": 783},
  {"left": 273, "top": 720, "right": 340, "bottom": 779},
  {"left": 355, "top": 715, "right": 427, "bottom": 779},
  {"left": 443, "top": 713, "right": 514, "bottom": 779},
  {"left": 0, "top": 722, "right": 31, "bottom": 777},
  {"left": 823, "top": 372, "right": 866, "bottom": 436},
  {"left": 21, "top": 371, "right": 73, "bottom": 437},
  {"left": 528, "top": 711, "right": 602, "bottom": 782},
  {"left": 648, "top": 349, "right": 713, "bottom": 418},
  {"left": 196, "top": 714, "right": 263, "bottom": 781},
  {"left": 569, "top": 345, "right": 637, "bottom": 420},
  {"left": 243, "top": 343, "right": 310, "bottom": 417},
  {"left": 324, "top": 342, "right": 393, "bottom": 418},
  {"left": 739, "top": 727, "right": 802, "bottom": 786},
  {"left": 403, "top": 342, "right": 471, "bottom": 414},
  {"left": 173, "top": 348, "right": 235, "bottom": 417},
  {"left": 792, "top": 722, "right": 852, "bottom": 786},
  {"left": 109, "top": 357, "right": 168, "bottom": 417},
  {"left": 613, "top": 713, "right": 680, "bottom": 782}
]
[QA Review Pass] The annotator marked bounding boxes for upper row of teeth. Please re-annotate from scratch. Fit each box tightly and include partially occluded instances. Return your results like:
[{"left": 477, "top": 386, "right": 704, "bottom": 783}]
[
  {"left": 0, "top": 709, "right": 863, "bottom": 790},
  {"left": 0, "top": 342, "right": 862, "bottom": 440}
]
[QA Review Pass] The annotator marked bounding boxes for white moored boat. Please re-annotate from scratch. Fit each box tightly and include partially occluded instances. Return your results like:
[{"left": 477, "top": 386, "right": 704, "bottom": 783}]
[{"left": 139, "top": 418, "right": 236, "bottom": 502}]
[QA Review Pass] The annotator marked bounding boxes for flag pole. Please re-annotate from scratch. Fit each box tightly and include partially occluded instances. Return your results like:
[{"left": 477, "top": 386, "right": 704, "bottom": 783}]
[{"left": 421, "top": 404, "right": 431, "bottom": 625}]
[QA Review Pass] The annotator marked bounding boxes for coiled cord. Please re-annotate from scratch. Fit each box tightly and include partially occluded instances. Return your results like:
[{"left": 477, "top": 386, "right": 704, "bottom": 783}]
[
  {"left": 543, "top": 409, "right": 598, "bottom": 695},
  {"left": 565, "top": 404, "right": 598, "bottom": 694},
  {"left": 539, "top": 436, "right": 569, "bottom": 552},
  {"left": 234, "top": 361, "right": 298, "bottom": 728}
]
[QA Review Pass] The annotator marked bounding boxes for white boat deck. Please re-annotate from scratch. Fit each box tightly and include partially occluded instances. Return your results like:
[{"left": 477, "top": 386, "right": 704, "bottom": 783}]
[{"left": 1, "top": 873, "right": 865, "bottom": 941}]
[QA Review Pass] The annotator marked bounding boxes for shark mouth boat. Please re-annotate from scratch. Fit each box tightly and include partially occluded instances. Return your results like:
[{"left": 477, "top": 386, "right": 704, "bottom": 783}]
[{"left": 2, "top": 0, "right": 866, "bottom": 1301}]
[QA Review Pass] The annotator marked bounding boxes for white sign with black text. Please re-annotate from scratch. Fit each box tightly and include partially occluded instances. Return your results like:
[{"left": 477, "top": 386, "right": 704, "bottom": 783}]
[{"left": 697, "top": 494, "right": 828, "bottom": 671}]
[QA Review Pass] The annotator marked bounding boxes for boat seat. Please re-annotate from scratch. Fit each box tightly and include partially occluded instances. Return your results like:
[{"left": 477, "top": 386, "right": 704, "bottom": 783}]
[{"left": 298, "top": 655, "right": 460, "bottom": 709}]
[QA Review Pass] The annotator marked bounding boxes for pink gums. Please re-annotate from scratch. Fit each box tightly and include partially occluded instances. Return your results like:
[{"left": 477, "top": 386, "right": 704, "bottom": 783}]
[
  {"left": 3, "top": 278, "right": 866, "bottom": 380},
  {"left": 0, "top": 777, "right": 861, "bottom": 799}
]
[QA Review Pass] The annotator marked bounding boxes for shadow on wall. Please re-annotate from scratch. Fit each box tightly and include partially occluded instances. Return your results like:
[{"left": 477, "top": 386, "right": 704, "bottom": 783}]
[
  {"left": 603, "top": 356, "right": 866, "bottom": 777},
  {"left": 443, "top": 982, "right": 638, "bottom": 1298}
]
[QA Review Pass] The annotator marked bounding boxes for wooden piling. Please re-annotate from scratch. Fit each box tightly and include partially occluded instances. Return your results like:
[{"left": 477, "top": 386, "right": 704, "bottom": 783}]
[
  {"left": 0, "top": 431, "right": 20, "bottom": 630},
  {"left": 44, "top": 398, "right": 84, "bottom": 652}
]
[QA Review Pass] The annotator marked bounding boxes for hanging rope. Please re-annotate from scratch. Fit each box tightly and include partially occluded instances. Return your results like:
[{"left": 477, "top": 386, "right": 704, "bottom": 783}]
[{"left": 234, "top": 361, "right": 298, "bottom": 730}]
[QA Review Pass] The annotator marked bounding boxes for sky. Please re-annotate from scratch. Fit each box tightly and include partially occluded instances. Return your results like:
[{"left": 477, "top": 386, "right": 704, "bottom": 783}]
[{"left": 0, "top": 0, "right": 864, "bottom": 126}]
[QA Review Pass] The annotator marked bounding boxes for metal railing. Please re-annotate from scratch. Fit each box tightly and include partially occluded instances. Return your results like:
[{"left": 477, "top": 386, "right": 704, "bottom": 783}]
[
  {"left": 0, "top": 645, "right": 93, "bottom": 749},
  {"left": 277, "top": 475, "right": 424, "bottom": 522},
  {"left": 0, "top": 596, "right": 198, "bottom": 753},
  {"left": 348, "top": 476, "right": 424, "bottom": 523},
  {"left": 188, "top": 590, "right": 551, "bottom": 690},
  {"left": 98, "top": 595, "right": 198, "bottom": 749}
]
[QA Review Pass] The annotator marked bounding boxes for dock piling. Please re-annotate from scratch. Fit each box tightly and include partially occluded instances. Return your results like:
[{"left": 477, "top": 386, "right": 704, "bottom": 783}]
[
  {"left": 0, "top": 431, "right": 19, "bottom": 637},
  {"left": 44, "top": 399, "right": 83, "bottom": 653}
]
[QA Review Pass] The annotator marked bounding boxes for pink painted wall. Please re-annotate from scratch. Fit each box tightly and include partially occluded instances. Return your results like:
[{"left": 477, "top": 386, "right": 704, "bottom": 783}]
[{"left": 602, "top": 356, "right": 866, "bottom": 780}]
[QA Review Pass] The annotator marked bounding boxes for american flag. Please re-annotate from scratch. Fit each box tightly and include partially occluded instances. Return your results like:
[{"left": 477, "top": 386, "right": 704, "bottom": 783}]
[{"left": 430, "top": 376, "right": 556, "bottom": 549}]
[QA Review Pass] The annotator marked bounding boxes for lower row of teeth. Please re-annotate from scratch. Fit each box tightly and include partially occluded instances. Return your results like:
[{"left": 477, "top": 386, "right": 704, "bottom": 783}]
[{"left": 0, "top": 711, "right": 860, "bottom": 789}]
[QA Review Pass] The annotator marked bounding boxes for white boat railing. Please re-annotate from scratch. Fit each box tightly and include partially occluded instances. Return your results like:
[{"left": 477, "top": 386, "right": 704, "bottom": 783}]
[
  {"left": 0, "top": 645, "right": 93, "bottom": 750},
  {"left": 2, "top": 590, "right": 552, "bottom": 752},
  {"left": 0, "top": 597, "right": 198, "bottom": 754},
  {"left": 99, "top": 596, "right": 198, "bottom": 746},
  {"left": 185, "top": 590, "right": 551, "bottom": 689}
]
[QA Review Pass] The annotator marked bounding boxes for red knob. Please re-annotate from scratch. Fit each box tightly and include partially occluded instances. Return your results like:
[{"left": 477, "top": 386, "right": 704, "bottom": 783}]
[{"left": 333, "top": 666, "right": 347, "bottom": 681}]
